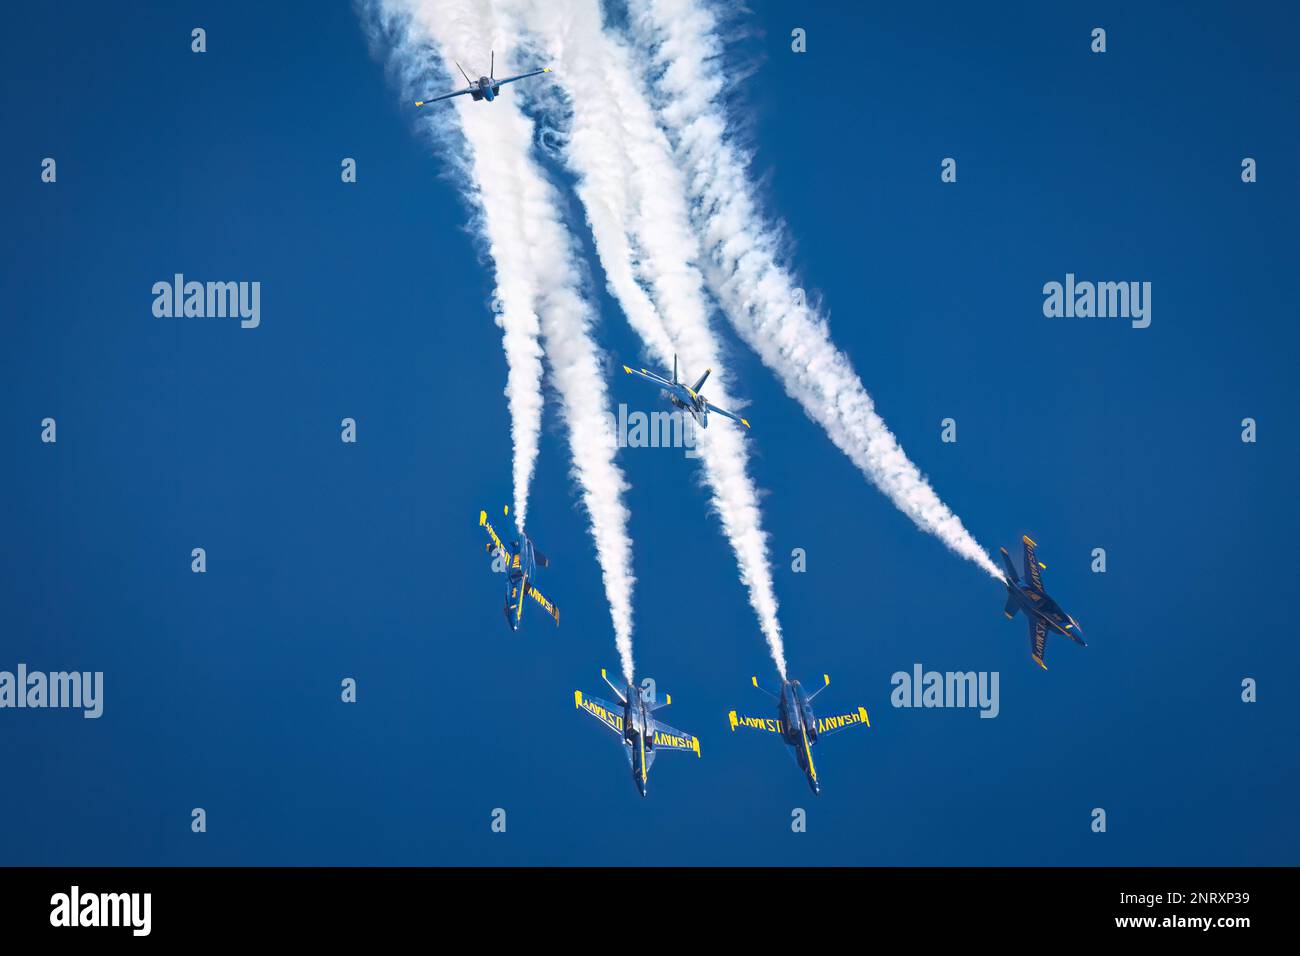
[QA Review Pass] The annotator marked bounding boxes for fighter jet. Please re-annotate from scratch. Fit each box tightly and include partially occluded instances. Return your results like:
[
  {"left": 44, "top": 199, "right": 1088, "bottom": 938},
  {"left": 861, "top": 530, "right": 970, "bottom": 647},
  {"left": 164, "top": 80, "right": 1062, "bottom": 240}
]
[
  {"left": 415, "top": 51, "right": 551, "bottom": 106},
  {"left": 728, "top": 675, "right": 869, "bottom": 795},
  {"left": 1000, "top": 535, "right": 1087, "bottom": 670},
  {"left": 574, "top": 669, "right": 701, "bottom": 797},
  {"left": 621, "top": 355, "right": 750, "bottom": 429},
  {"left": 478, "top": 507, "right": 560, "bottom": 631}
]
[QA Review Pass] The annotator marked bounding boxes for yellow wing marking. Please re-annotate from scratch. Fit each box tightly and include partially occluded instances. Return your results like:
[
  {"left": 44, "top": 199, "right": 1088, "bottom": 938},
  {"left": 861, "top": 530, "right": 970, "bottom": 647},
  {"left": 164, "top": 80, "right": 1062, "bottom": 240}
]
[
  {"left": 479, "top": 510, "right": 506, "bottom": 555},
  {"left": 729, "top": 711, "right": 783, "bottom": 733}
]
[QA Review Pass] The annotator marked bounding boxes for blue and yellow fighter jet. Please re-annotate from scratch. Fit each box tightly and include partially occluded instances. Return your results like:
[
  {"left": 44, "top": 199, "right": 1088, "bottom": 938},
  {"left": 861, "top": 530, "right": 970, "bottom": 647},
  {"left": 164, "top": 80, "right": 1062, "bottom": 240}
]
[
  {"left": 574, "top": 669, "right": 701, "bottom": 797},
  {"left": 621, "top": 355, "right": 750, "bottom": 429},
  {"left": 415, "top": 51, "right": 551, "bottom": 106},
  {"left": 728, "top": 675, "right": 869, "bottom": 795},
  {"left": 1000, "top": 535, "right": 1087, "bottom": 670},
  {"left": 478, "top": 507, "right": 560, "bottom": 631}
]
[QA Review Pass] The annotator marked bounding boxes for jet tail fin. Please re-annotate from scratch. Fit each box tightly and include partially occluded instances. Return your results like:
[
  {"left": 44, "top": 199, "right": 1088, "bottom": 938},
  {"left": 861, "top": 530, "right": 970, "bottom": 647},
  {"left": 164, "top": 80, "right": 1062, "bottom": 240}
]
[
  {"left": 533, "top": 548, "right": 550, "bottom": 568},
  {"left": 999, "top": 547, "right": 1020, "bottom": 585},
  {"left": 691, "top": 368, "right": 711, "bottom": 392},
  {"left": 672, "top": 354, "right": 678, "bottom": 384},
  {"left": 601, "top": 668, "right": 628, "bottom": 704},
  {"left": 750, "top": 675, "right": 778, "bottom": 699},
  {"left": 1003, "top": 595, "right": 1019, "bottom": 619},
  {"left": 490, "top": 49, "right": 494, "bottom": 80},
  {"left": 807, "top": 673, "right": 831, "bottom": 700},
  {"left": 456, "top": 61, "right": 472, "bottom": 84}
]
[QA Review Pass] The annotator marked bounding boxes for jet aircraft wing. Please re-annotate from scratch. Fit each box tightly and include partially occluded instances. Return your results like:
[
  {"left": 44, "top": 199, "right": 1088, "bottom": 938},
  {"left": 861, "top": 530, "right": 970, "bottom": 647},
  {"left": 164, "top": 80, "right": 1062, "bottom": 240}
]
[
  {"left": 1029, "top": 617, "right": 1049, "bottom": 669},
  {"left": 814, "top": 707, "right": 871, "bottom": 737},
  {"left": 704, "top": 400, "right": 751, "bottom": 428},
  {"left": 623, "top": 365, "right": 674, "bottom": 388},
  {"left": 527, "top": 583, "right": 560, "bottom": 625},
  {"left": 479, "top": 510, "right": 506, "bottom": 557},
  {"left": 728, "top": 711, "right": 783, "bottom": 734},
  {"left": 415, "top": 86, "right": 474, "bottom": 107},
  {"left": 650, "top": 721, "right": 701, "bottom": 756},
  {"left": 1022, "top": 535, "right": 1045, "bottom": 592},
  {"left": 496, "top": 67, "right": 550, "bottom": 87},
  {"left": 574, "top": 692, "right": 625, "bottom": 736}
]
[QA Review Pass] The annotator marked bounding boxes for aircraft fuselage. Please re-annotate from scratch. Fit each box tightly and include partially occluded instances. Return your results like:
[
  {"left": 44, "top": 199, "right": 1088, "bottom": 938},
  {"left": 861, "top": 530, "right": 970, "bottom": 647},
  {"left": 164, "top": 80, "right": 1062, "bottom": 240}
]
[
  {"left": 621, "top": 689, "right": 658, "bottom": 797},
  {"left": 778, "top": 680, "right": 821, "bottom": 795},
  {"left": 1005, "top": 581, "right": 1079, "bottom": 641},
  {"left": 503, "top": 535, "right": 537, "bottom": 630},
  {"left": 667, "top": 386, "right": 709, "bottom": 427}
]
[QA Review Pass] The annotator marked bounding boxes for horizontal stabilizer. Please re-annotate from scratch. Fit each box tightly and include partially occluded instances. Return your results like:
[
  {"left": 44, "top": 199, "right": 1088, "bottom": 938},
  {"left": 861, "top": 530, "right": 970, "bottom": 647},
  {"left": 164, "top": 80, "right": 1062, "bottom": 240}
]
[{"left": 999, "top": 547, "right": 1020, "bottom": 585}]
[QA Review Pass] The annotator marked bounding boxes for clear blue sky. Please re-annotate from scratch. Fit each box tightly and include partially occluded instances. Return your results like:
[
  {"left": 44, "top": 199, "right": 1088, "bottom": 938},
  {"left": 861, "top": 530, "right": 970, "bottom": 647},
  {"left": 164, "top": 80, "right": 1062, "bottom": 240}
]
[{"left": 1, "top": 0, "right": 1296, "bottom": 865}]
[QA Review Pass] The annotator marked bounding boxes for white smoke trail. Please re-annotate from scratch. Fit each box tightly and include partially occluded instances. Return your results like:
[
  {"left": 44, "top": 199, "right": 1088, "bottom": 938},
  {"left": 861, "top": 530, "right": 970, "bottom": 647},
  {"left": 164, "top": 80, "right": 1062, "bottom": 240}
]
[
  {"left": 364, "top": 0, "right": 639, "bottom": 679},
  {"left": 626, "top": 0, "right": 1004, "bottom": 581},
  {"left": 505, "top": 0, "right": 788, "bottom": 677},
  {"left": 362, "top": 3, "right": 543, "bottom": 536}
]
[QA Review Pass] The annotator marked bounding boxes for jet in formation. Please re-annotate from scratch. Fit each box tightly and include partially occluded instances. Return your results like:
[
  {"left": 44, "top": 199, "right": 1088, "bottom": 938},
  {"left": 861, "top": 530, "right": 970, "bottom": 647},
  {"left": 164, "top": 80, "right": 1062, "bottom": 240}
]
[
  {"left": 1000, "top": 535, "right": 1086, "bottom": 669},
  {"left": 622, "top": 355, "right": 750, "bottom": 429},
  {"left": 575, "top": 669, "right": 700, "bottom": 796},
  {"left": 728, "top": 675, "right": 869, "bottom": 795},
  {"left": 415, "top": 51, "right": 551, "bottom": 107},
  {"left": 478, "top": 507, "right": 560, "bottom": 631}
]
